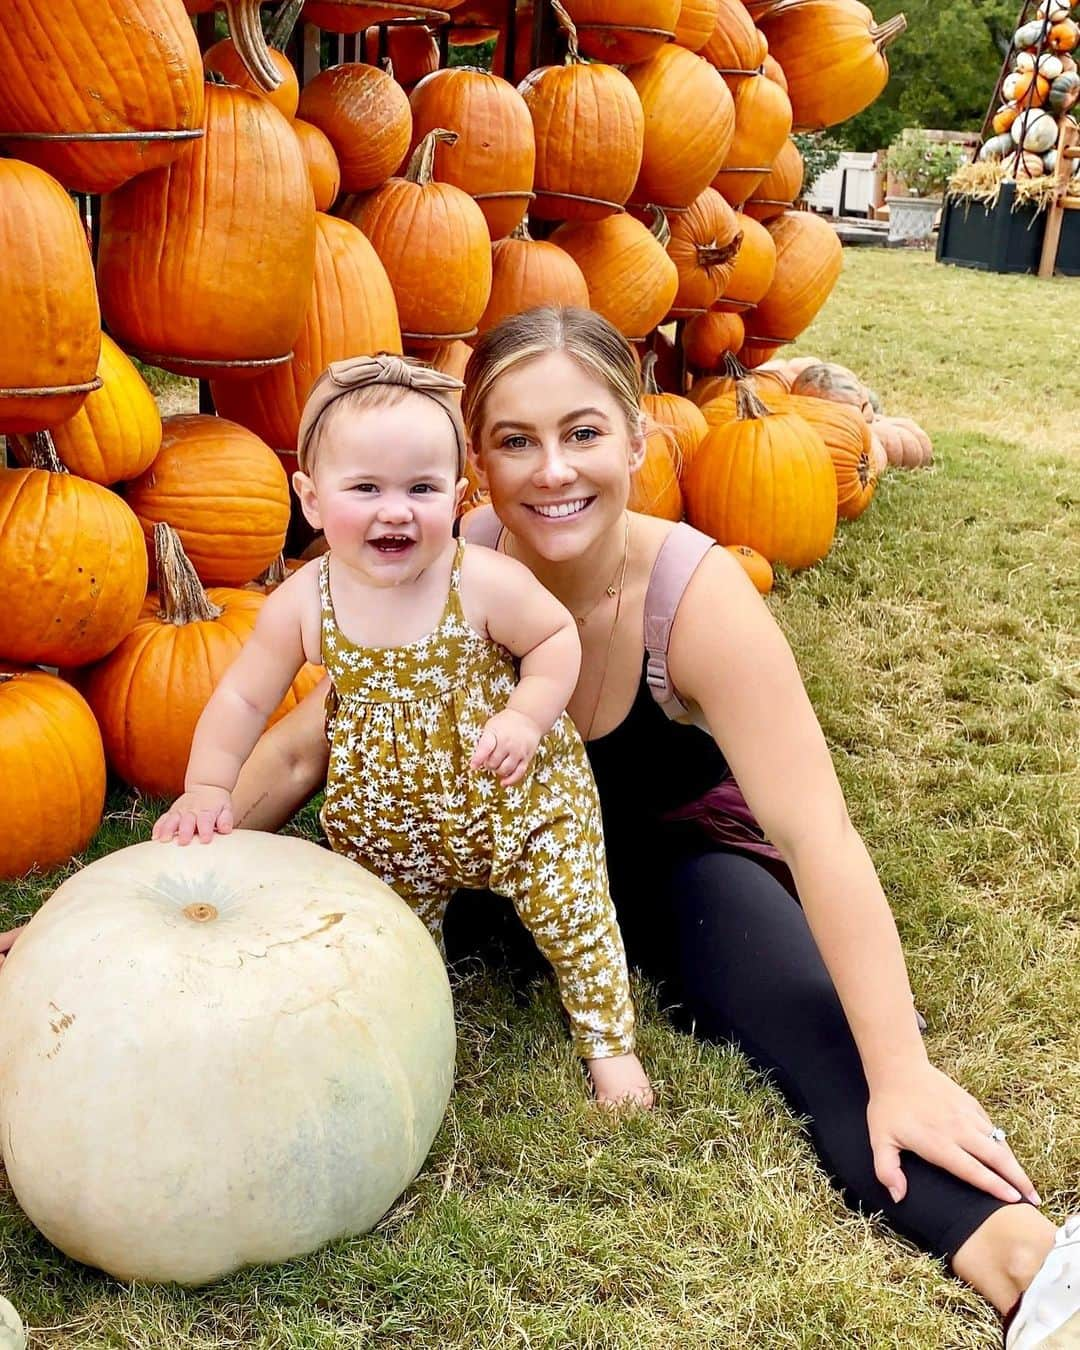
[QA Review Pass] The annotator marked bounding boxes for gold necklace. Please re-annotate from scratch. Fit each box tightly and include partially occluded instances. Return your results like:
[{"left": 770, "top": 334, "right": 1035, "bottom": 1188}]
[{"left": 504, "top": 515, "right": 628, "bottom": 627}]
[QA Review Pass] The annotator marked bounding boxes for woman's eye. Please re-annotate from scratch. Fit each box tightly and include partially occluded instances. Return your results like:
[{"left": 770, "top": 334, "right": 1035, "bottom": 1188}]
[
  {"left": 570, "top": 426, "right": 599, "bottom": 443},
  {"left": 500, "top": 435, "right": 529, "bottom": 450}
]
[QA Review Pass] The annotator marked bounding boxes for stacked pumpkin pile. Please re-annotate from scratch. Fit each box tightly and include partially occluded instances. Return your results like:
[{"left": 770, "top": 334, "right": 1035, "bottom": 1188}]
[
  {"left": 1, "top": 0, "right": 913, "bottom": 880},
  {"left": 978, "top": 0, "right": 1080, "bottom": 180}
]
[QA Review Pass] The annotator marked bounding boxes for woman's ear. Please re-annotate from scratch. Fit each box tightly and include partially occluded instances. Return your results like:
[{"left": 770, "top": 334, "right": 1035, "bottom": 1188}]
[
  {"left": 466, "top": 438, "right": 487, "bottom": 488},
  {"left": 292, "top": 470, "right": 323, "bottom": 532},
  {"left": 628, "top": 413, "right": 648, "bottom": 474}
]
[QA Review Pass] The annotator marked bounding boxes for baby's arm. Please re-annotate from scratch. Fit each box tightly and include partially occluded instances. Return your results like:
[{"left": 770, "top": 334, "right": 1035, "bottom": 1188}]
[
  {"left": 463, "top": 547, "right": 580, "bottom": 785},
  {"left": 153, "top": 568, "right": 318, "bottom": 844}
]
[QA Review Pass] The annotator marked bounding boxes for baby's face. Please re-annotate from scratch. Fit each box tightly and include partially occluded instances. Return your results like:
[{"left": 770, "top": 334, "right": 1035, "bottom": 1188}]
[{"left": 303, "top": 394, "right": 466, "bottom": 588}]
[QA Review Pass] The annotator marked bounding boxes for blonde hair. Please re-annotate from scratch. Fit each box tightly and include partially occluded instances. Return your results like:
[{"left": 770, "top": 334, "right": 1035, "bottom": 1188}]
[
  {"left": 462, "top": 307, "right": 644, "bottom": 449},
  {"left": 301, "top": 382, "right": 459, "bottom": 478}
]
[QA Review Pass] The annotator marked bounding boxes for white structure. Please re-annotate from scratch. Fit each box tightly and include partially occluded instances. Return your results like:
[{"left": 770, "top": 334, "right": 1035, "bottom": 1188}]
[{"left": 805, "top": 151, "right": 881, "bottom": 217}]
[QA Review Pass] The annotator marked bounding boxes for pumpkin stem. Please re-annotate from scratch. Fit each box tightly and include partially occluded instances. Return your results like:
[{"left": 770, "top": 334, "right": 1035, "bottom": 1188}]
[
  {"left": 266, "top": 0, "right": 304, "bottom": 52},
  {"left": 382, "top": 56, "right": 396, "bottom": 81},
  {"left": 509, "top": 216, "right": 534, "bottom": 241},
  {"left": 872, "top": 13, "right": 907, "bottom": 50},
  {"left": 223, "top": 0, "right": 284, "bottom": 93},
  {"left": 641, "top": 351, "right": 662, "bottom": 396},
  {"left": 405, "top": 128, "right": 458, "bottom": 185},
  {"left": 646, "top": 204, "right": 671, "bottom": 248},
  {"left": 551, "top": 0, "right": 583, "bottom": 63},
  {"left": 11, "top": 430, "right": 67, "bottom": 474},
  {"left": 256, "top": 553, "right": 288, "bottom": 588},
  {"left": 155, "top": 524, "right": 223, "bottom": 626},
  {"left": 721, "top": 351, "right": 751, "bottom": 381},
  {"left": 696, "top": 235, "right": 743, "bottom": 269},
  {"left": 734, "top": 377, "right": 772, "bottom": 421}
]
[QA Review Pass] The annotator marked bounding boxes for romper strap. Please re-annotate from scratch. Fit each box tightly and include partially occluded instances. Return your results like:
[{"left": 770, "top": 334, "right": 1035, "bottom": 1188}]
[
  {"left": 643, "top": 522, "right": 716, "bottom": 720},
  {"left": 461, "top": 503, "right": 502, "bottom": 549}
]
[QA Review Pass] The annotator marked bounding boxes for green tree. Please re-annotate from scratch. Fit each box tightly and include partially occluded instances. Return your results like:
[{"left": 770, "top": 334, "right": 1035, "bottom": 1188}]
[{"left": 836, "top": 0, "right": 1020, "bottom": 150}]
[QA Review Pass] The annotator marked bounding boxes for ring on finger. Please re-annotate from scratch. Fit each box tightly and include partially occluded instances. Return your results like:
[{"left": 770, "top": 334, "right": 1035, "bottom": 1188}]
[{"left": 987, "top": 1125, "right": 1007, "bottom": 1144}]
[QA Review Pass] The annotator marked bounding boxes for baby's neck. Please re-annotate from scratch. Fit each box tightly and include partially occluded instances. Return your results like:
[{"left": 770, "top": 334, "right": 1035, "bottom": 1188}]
[{"left": 325, "top": 540, "right": 456, "bottom": 650}]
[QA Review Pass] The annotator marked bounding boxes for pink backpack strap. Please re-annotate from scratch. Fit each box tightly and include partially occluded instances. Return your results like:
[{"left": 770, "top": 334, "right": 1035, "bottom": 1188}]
[
  {"left": 644, "top": 522, "right": 716, "bottom": 720},
  {"left": 460, "top": 503, "right": 502, "bottom": 549}
]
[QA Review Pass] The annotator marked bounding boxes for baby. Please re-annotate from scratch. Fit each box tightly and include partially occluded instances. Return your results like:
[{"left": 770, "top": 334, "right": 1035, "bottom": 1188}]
[{"left": 154, "top": 354, "right": 652, "bottom": 1108}]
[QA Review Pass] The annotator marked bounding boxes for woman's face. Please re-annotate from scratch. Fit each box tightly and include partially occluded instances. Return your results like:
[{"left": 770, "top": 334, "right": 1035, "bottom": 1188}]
[{"left": 471, "top": 350, "right": 645, "bottom": 562}]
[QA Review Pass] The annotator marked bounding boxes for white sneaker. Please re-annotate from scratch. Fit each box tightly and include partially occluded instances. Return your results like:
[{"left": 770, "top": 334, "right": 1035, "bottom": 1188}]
[{"left": 1007, "top": 1217, "right": 1080, "bottom": 1349}]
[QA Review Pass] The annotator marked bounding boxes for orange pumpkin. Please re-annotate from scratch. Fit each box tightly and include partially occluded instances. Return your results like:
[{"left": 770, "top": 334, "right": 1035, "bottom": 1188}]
[
  {"left": 682, "top": 312, "right": 747, "bottom": 371},
  {"left": 684, "top": 378, "right": 836, "bottom": 569},
  {"left": 724, "top": 543, "right": 773, "bottom": 593},
  {"left": 626, "top": 45, "right": 736, "bottom": 210},
  {"left": 479, "top": 218, "right": 590, "bottom": 334},
  {"left": 82, "top": 525, "right": 322, "bottom": 798},
  {"left": 738, "top": 338, "right": 784, "bottom": 368},
  {"left": 211, "top": 212, "right": 402, "bottom": 454},
  {"left": 97, "top": 83, "right": 315, "bottom": 379},
  {"left": 0, "top": 160, "right": 101, "bottom": 434},
  {"left": 711, "top": 74, "right": 794, "bottom": 208},
  {"left": 1049, "top": 18, "right": 1080, "bottom": 52},
  {"left": 50, "top": 335, "right": 162, "bottom": 486},
  {"left": 0, "top": 670, "right": 106, "bottom": 880},
  {"left": 303, "top": 1, "right": 451, "bottom": 33},
  {"left": 701, "top": 0, "right": 769, "bottom": 73},
  {"left": 297, "top": 63, "right": 413, "bottom": 194},
  {"left": 744, "top": 138, "right": 805, "bottom": 221},
  {"left": 519, "top": 12, "right": 644, "bottom": 222},
  {"left": 125, "top": 415, "right": 291, "bottom": 587},
  {"left": 761, "top": 53, "right": 789, "bottom": 90},
  {"left": 408, "top": 68, "right": 536, "bottom": 240},
  {"left": 757, "top": 0, "right": 907, "bottom": 130},
  {"left": 674, "top": 0, "right": 722, "bottom": 51},
  {"left": 0, "top": 0, "right": 204, "bottom": 194},
  {"left": 363, "top": 23, "right": 440, "bottom": 89},
  {"left": 0, "top": 435, "right": 147, "bottom": 666},
  {"left": 714, "top": 212, "right": 777, "bottom": 311},
  {"left": 641, "top": 352, "right": 709, "bottom": 478},
  {"left": 349, "top": 129, "right": 493, "bottom": 341},
  {"left": 666, "top": 188, "right": 744, "bottom": 315},
  {"left": 562, "top": 0, "right": 681, "bottom": 63},
  {"left": 292, "top": 118, "right": 342, "bottom": 211},
  {"left": 873, "top": 415, "right": 932, "bottom": 469},
  {"left": 203, "top": 38, "right": 300, "bottom": 119},
  {"left": 631, "top": 420, "right": 684, "bottom": 519},
  {"left": 786, "top": 394, "right": 877, "bottom": 519},
  {"left": 550, "top": 208, "right": 679, "bottom": 341},
  {"left": 743, "top": 210, "right": 843, "bottom": 344}
]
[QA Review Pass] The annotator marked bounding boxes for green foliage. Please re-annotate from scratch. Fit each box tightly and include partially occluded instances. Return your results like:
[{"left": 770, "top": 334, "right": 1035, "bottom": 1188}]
[
  {"left": 794, "top": 131, "right": 845, "bottom": 195},
  {"left": 884, "top": 129, "right": 968, "bottom": 194},
  {"left": 837, "top": 0, "right": 1018, "bottom": 150}
]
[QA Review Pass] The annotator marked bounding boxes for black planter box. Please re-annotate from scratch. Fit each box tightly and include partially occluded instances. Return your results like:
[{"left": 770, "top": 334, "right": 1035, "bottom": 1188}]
[{"left": 937, "top": 181, "right": 1080, "bottom": 275}]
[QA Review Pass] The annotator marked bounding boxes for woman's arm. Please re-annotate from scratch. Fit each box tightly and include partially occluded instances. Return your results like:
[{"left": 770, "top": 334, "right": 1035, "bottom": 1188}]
[
  {"left": 667, "top": 549, "right": 1037, "bottom": 1206},
  {"left": 230, "top": 676, "right": 332, "bottom": 832}
]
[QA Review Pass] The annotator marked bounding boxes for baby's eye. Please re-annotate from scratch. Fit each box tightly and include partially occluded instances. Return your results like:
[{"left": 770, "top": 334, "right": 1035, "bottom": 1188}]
[
  {"left": 352, "top": 482, "right": 377, "bottom": 493},
  {"left": 410, "top": 483, "right": 434, "bottom": 494}
]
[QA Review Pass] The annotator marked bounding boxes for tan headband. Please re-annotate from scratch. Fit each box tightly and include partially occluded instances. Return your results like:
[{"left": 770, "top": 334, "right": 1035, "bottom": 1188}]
[{"left": 296, "top": 353, "right": 467, "bottom": 475}]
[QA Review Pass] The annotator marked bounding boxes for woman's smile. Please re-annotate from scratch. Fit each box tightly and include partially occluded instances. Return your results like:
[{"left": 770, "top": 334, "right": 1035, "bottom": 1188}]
[{"left": 525, "top": 497, "right": 596, "bottom": 520}]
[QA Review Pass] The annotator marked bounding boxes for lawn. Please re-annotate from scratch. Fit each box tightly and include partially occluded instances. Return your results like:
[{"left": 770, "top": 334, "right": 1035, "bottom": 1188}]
[{"left": 2, "top": 250, "right": 1078, "bottom": 1348}]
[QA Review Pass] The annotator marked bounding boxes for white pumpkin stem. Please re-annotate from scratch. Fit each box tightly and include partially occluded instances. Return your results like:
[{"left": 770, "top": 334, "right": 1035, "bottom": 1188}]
[
  {"left": 551, "top": 0, "right": 583, "bottom": 64},
  {"left": 641, "top": 351, "right": 663, "bottom": 396},
  {"left": 256, "top": 553, "right": 288, "bottom": 588},
  {"left": 224, "top": 0, "right": 284, "bottom": 93},
  {"left": 12, "top": 429, "right": 67, "bottom": 474},
  {"left": 155, "top": 523, "right": 224, "bottom": 625},
  {"left": 266, "top": 0, "right": 303, "bottom": 52},
  {"left": 646, "top": 204, "right": 672, "bottom": 248},
  {"left": 872, "top": 13, "right": 908, "bottom": 50},
  {"left": 406, "top": 128, "right": 458, "bottom": 185},
  {"left": 509, "top": 216, "right": 534, "bottom": 241},
  {"left": 734, "top": 377, "right": 772, "bottom": 420}
]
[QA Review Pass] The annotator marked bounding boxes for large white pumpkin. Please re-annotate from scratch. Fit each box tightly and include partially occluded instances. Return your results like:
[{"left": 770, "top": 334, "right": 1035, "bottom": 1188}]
[
  {"left": 0, "top": 833, "right": 456, "bottom": 1285},
  {"left": 0, "top": 1297, "right": 25, "bottom": 1350}
]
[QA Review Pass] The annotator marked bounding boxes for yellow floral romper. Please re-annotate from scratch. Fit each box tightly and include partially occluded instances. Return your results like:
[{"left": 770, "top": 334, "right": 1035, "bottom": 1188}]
[{"left": 318, "top": 542, "right": 635, "bottom": 1060}]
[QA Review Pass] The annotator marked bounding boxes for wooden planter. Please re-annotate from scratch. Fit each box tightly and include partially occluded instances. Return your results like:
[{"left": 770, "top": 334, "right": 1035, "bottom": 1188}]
[{"left": 937, "top": 180, "right": 1080, "bottom": 276}]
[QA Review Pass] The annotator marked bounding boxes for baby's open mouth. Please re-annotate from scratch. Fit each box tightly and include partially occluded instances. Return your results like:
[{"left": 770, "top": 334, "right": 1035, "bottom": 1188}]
[{"left": 370, "top": 535, "right": 414, "bottom": 553}]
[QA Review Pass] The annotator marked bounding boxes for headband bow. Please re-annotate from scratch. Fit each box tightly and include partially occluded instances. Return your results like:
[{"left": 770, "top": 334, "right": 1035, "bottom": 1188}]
[{"left": 296, "top": 353, "right": 467, "bottom": 475}]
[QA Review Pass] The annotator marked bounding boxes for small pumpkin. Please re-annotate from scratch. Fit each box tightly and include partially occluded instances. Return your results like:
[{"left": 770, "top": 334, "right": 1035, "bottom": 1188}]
[
  {"left": 631, "top": 418, "right": 684, "bottom": 520},
  {"left": 203, "top": 34, "right": 300, "bottom": 119},
  {"left": 124, "top": 415, "right": 291, "bottom": 587},
  {"left": 293, "top": 118, "right": 342, "bottom": 211},
  {"left": 710, "top": 73, "right": 794, "bottom": 209},
  {"left": 683, "top": 377, "right": 836, "bottom": 569},
  {"left": 82, "top": 525, "right": 322, "bottom": 797},
  {"left": 363, "top": 22, "right": 440, "bottom": 89},
  {"left": 682, "top": 311, "right": 747, "bottom": 371},
  {"left": 789, "top": 361, "right": 873, "bottom": 421},
  {"left": 744, "top": 139, "right": 805, "bottom": 221},
  {"left": 785, "top": 394, "right": 878, "bottom": 519},
  {"left": 872, "top": 415, "right": 932, "bottom": 469},
  {"left": 701, "top": 0, "right": 769, "bottom": 74},
  {"left": 641, "top": 352, "right": 709, "bottom": 478},
  {"left": 561, "top": 0, "right": 681, "bottom": 63},
  {"left": 743, "top": 210, "right": 843, "bottom": 346},
  {"left": 479, "top": 218, "right": 590, "bottom": 334},
  {"left": 297, "top": 63, "right": 413, "bottom": 194},
  {"left": 0, "top": 670, "right": 106, "bottom": 881},
  {"left": 724, "top": 543, "right": 773, "bottom": 593},
  {"left": 714, "top": 212, "right": 777, "bottom": 311},
  {"left": 666, "top": 188, "right": 743, "bottom": 316},
  {"left": 674, "top": 0, "right": 722, "bottom": 51}
]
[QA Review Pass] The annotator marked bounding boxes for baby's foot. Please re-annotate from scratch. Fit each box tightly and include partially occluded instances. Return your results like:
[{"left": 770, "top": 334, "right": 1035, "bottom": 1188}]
[
  {"left": 1006, "top": 1216, "right": 1080, "bottom": 1348},
  {"left": 586, "top": 1052, "right": 655, "bottom": 1110}
]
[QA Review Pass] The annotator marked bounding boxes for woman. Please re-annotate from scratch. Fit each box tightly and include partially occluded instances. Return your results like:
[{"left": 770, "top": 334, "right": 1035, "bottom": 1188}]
[{"left": 15, "top": 308, "right": 1075, "bottom": 1343}]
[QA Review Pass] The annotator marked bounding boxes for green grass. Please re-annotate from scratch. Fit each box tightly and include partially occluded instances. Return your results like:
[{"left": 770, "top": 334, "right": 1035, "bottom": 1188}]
[{"left": 2, "top": 250, "right": 1078, "bottom": 1347}]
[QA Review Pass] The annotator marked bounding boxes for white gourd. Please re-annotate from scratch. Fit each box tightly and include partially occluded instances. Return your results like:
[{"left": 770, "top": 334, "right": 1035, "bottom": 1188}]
[
  {"left": 1011, "top": 108, "right": 1059, "bottom": 151},
  {"left": 0, "top": 833, "right": 457, "bottom": 1285},
  {"left": 0, "top": 1298, "right": 25, "bottom": 1350},
  {"left": 1038, "top": 53, "right": 1065, "bottom": 77},
  {"left": 1003, "top": 71, "right": 1025, "bottom": 99}
]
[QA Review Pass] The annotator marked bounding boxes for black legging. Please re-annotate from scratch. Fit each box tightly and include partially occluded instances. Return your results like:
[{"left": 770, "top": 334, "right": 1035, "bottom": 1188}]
[{"left": 444, "top": 833, "right": 1005, "bottom": 1263}]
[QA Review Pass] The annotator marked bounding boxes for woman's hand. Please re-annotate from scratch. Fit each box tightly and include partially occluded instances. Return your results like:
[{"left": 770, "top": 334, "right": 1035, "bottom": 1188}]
[
  {"left": 470, "top": 709, "right": 542, "bottom": 787},
  {"left": 152, "top": 786, "right": 234, "bottom": 846},
  {"left": 867, "top": 1062, "right": 1040, "bottom": 1206},
  {"left": 586, "top": 1052, "right": 655, "bottom": 1110}
]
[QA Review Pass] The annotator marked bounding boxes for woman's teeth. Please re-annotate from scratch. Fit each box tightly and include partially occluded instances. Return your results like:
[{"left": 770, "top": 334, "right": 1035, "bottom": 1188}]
[{"left": 531, "top": 499, "right": 590, "bottom": 518}]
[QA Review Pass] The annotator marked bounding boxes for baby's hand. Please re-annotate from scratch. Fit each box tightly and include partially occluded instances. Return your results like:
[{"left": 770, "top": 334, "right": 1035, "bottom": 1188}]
[
  {"left": 152, "top": 786, "right": 234, "bottom": 846},
  {"left": 586, "top": 1052, "right": 655, "bottom": 1110},
  {"left": 470, "top": 709, "right": 542, "bottom": 787}
]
